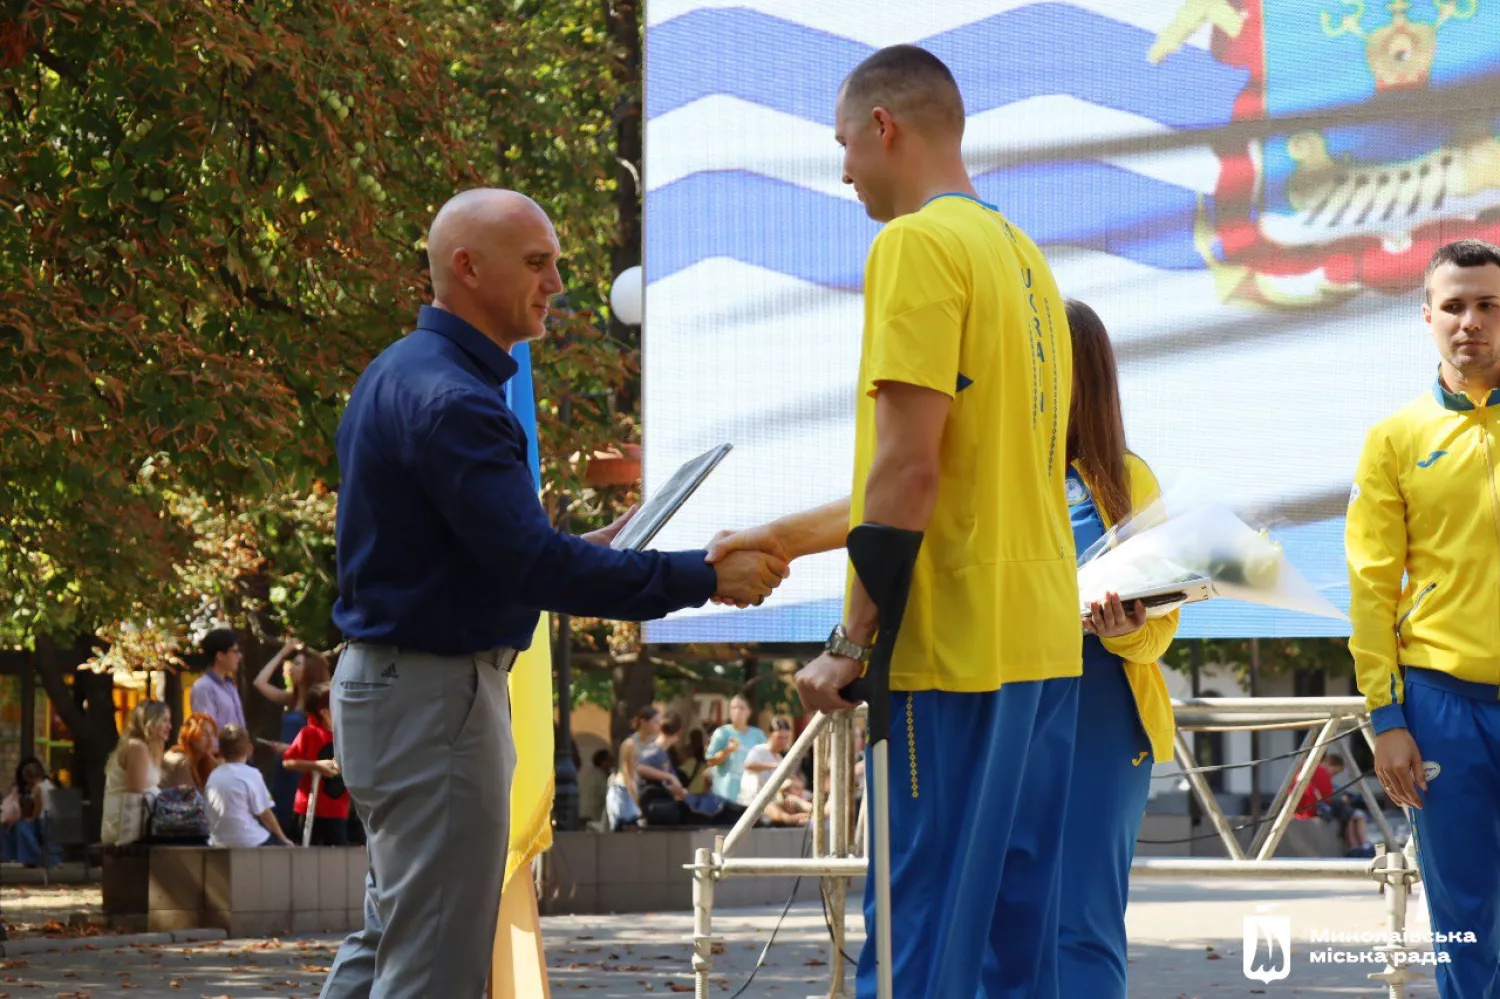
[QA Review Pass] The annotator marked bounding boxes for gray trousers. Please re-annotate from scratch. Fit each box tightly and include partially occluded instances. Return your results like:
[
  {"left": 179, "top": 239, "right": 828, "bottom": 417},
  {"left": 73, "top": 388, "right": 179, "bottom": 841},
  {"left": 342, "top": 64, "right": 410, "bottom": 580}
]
[{"left": 320, "top": 644, "right": 515, "bottom": 999}]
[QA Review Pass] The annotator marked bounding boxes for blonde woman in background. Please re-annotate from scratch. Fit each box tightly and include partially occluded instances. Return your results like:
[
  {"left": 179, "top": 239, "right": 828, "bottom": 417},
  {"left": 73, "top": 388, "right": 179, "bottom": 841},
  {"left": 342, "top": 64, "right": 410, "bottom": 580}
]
[{"left": 100, "top": 700, "right": 171, "bottom": 845}]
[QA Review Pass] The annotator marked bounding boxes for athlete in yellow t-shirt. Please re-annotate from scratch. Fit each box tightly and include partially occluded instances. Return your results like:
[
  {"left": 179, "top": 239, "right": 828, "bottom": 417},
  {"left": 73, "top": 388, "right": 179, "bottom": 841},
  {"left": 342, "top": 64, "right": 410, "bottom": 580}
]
[{"left": 707, "top": 45, "right": 1081, "bottom": 998}]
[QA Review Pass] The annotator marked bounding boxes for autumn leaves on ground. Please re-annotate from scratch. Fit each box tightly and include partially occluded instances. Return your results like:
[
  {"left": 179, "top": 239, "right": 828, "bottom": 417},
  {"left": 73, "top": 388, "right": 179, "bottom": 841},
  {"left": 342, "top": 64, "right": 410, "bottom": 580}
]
[{"left": 0, "top": 882, "right": 851, "bottom": 995}]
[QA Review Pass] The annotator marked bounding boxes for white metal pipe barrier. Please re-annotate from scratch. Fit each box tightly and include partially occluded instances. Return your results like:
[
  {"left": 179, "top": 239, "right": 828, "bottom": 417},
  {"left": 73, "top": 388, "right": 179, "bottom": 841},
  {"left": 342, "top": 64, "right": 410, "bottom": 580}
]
[{"left": 684, "top": 697, "right": 1424, "bottom": 999}]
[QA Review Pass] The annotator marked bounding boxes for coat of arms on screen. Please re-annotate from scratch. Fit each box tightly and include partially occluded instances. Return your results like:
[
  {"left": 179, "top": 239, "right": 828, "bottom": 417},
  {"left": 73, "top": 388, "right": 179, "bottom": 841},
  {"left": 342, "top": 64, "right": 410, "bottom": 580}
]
[{"left": 1152, "top": 0, "right": 1500, "bottom": 308}]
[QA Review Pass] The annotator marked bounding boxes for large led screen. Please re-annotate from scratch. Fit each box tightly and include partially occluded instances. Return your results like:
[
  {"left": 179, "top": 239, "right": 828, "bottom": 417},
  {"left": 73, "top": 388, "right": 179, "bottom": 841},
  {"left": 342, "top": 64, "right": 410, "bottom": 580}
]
[{"left": 642, "top": 0, "right": 1500, "bottom": 642}]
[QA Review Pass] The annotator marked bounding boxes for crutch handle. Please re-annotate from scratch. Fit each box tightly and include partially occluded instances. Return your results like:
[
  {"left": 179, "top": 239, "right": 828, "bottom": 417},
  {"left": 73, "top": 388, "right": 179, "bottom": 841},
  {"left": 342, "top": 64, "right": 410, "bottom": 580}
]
[{"left": 839, "top": 523, "right": 923, "bottom": 743}]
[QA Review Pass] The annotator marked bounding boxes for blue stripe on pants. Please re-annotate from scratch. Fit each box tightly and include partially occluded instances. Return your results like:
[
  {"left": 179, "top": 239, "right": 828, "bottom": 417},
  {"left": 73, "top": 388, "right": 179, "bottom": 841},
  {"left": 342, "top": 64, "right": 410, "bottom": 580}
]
[
  {"left": 1057, "top": 640, "right": 1153, "bottom": 999},
  {"left": 1403, "top": 671, "right": 1500, "bottom": 999},
  {"left": 856, "top": 677, "right": 1080, "bottom": 999}
]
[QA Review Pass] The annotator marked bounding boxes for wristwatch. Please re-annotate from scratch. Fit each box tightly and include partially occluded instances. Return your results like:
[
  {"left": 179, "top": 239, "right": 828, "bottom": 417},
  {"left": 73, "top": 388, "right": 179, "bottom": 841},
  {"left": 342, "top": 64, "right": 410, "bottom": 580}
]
[{"left": 825, "top": 624, "right": 873, "bottom": 664}]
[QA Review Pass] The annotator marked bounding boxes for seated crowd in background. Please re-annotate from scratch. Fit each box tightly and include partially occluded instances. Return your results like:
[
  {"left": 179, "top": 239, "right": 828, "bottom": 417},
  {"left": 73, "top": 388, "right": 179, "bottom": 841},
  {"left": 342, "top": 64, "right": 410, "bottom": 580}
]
[
  {"left": 206, "top": 724, "right": 294, "bottom": 847},
  {"left": 599, "top": 703, "right": 814, "bottom": 832},
  {"left": 161, "top": 712, "right": 220, "bottom": 792},
  {"left": 739, "top": 716, "right": 811, "bottom": 827},
  {"left": 1295, "top": 752, "right": 1374, "bottom": 858},
  {"left": 93, "top": 638, "right": 356, "bottom": 849},
  {"left": 101, "top": 700, "right": 172, "bottom": 845},
  {"left": 1, "top": 756, "right": 60, "bottom": 867}
]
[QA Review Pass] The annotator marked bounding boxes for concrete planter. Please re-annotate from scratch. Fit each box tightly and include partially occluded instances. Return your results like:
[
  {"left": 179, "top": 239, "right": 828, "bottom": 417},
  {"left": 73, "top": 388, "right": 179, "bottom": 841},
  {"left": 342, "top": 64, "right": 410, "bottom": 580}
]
[
  {"left": 103, "top": 845, "right": 368, "bottom": 937},
  {"left": 543, "top": 828, "right": 866, "bottom": 916}
]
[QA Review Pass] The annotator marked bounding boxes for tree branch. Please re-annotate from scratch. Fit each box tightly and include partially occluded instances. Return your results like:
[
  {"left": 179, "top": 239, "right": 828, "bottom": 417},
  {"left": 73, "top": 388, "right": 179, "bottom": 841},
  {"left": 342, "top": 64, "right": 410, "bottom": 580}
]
[
  {"left": 2, "top": 84, "right": 23, "bottom": 122},
  {"left": 32, "top": 633, "right": 99, "bottom": 750}
]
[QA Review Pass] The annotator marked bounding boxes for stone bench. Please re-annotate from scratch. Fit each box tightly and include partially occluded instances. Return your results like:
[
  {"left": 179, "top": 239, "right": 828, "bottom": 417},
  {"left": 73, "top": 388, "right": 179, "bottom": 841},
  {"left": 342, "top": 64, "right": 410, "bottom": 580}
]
[
  {"left": 102, "top": 829, "right": 864, "bottom": 929},
  {"left": 102, "top": 845, "right": 368, "bottom": 936},
  {"left": 543, "top": 827, "right": 865, "bottom": 915}
]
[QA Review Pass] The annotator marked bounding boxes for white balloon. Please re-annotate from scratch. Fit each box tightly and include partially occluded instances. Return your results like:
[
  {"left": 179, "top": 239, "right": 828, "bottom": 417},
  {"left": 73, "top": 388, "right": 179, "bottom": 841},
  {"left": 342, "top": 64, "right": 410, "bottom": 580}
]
[{"left": 609, "top": 265, "right": 644, "bottom": 326}]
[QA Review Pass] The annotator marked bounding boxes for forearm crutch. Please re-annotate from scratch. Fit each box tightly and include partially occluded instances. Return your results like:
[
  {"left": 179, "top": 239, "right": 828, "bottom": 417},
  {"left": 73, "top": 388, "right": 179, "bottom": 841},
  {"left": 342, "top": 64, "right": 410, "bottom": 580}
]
[
  {"left": 301, "top": 773, "right": 321, "bottom": 847},
  {"left": 841, "top": 523, "right": 923, "bottom": 999}
]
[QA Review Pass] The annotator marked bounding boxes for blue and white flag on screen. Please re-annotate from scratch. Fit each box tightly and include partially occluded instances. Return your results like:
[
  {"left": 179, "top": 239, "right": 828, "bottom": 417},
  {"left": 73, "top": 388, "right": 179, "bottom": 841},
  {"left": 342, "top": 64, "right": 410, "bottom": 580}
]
[{"left": 640, "top": 0, "right": 1500, "bottom": 642}]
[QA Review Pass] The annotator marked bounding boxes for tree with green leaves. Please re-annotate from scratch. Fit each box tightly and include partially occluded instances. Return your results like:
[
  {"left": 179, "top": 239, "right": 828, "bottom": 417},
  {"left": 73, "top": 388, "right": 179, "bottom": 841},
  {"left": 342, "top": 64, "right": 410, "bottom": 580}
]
[
  {"left": 1, "top": 0, "right": 656, "bottom": 831},
  {"left": 1, "top": 0, "right": 479, "bottom": 631},
  {"left": 0, "top": 0, "right": 480, "bottom": 825}
]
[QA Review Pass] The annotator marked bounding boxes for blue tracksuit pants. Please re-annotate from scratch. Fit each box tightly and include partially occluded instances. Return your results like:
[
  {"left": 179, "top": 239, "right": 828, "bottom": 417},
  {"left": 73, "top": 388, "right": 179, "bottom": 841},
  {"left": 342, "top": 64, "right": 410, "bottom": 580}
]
[
  {"left": 1056, "top": 637, "right": 1154, "bottom": 999},
  {"left": 1403, "top": 667, "right": 1500, "bottom": 999},
  {"left": 856, "top": 678, "right": 1080, "bottom": 999}
]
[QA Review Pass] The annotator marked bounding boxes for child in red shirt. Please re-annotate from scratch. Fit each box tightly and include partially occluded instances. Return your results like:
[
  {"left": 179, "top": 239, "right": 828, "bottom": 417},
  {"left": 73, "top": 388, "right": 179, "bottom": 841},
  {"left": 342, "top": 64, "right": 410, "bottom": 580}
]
[{"left": 281, "top": 682, "right": 348, "bottom": 845}]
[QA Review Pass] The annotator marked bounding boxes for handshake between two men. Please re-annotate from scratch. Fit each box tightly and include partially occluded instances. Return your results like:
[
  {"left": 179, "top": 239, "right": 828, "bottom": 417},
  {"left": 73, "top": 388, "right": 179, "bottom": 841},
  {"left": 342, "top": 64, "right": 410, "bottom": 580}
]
[
  {"left": 586, "top": 497, "right": 860, "bottom": 710},
  {"left": 702, "top": 499, "right": 862, "bottom": 715},
  {"left": 584, "top": 503, "right": 796, "bottom": 608}
]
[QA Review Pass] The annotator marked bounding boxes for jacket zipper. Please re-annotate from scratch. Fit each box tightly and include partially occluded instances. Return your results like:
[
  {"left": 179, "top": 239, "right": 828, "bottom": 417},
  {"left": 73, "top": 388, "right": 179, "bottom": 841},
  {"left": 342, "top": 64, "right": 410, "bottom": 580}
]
[
  {"left": 1395, "top": 582, "right": 1437, "bottom": 639},
  {"left": 1481, "top": 411, "right": 1500, "bottom": 690}
]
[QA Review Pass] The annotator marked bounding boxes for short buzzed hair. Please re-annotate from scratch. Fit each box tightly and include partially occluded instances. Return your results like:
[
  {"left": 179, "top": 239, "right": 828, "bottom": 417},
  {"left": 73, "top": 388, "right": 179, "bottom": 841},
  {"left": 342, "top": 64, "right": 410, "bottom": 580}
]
[
  {"left": 839, "top": 45, "right": 965, "bottom": 137},
  {"left": 1424, "top": 238, "right": 1500, "bottom": 302}
]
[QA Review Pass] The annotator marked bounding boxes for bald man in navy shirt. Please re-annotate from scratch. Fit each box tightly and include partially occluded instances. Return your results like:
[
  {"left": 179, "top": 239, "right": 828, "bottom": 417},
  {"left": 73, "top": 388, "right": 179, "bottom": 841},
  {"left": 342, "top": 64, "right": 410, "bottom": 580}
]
[{"left": 321, "top": 189, "right": 786, "bottom": 999}]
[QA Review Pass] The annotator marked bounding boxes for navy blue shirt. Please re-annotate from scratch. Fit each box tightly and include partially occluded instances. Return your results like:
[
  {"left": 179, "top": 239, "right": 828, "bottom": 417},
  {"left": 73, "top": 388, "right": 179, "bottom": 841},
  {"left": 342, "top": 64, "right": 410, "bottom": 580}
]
[{"left": 332, "top": 306, "right": 717, "bottom": 655}]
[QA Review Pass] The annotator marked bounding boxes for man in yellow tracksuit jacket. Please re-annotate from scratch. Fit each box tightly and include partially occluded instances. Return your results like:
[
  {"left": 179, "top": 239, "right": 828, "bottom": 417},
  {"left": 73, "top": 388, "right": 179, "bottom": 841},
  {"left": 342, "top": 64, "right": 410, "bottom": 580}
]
[{"left": 1346, "top": 239, "right": 1500, "bottom": 999}]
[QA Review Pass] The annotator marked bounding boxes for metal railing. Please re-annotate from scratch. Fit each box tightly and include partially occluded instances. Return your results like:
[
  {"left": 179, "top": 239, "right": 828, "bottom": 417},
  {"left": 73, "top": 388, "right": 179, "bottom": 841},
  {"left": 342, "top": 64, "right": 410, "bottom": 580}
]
[{"left": 684, "top": 697, "right": 1424, "bottom": 999}]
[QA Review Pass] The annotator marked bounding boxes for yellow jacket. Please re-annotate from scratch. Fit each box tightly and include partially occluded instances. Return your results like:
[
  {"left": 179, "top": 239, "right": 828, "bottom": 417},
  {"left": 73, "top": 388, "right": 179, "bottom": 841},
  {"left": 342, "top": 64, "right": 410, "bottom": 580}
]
[
  {"left": 1346, "top": 377, "right": 1500, "bottom": 733},
  {"left": 1077, "top": 453, "right": 1180, "bottom": 762}
]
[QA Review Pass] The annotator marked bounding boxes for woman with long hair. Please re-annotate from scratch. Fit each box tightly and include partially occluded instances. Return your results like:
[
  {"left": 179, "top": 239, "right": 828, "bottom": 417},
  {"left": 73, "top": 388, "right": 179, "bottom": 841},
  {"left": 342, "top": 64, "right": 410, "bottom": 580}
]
[
  {"left": 1057, "top": 300, "right": 1180, "bottom": 998},
  {"left": 606, "top": 706, "right": 662, "bottom": 830},
  {"left": 636, "top": 712, "right": 691, "bottom": 825},
  {"left": 101, "top": 700, "right": 172, "bottom": 845},
  {"left": 1, "top": 756, "right": 58, "bottom": 867},
  {"left": 161, "top": 713, "right": 220, "bottom": 791},
  {"left": 618, "top": 705, "right": 664, "bottom": 808},
  {"left": 252, "top": 640, "right": 332, "bottom": 830},
  {"left": 253, "top": 639, "right": 333, "bottom": 716}
]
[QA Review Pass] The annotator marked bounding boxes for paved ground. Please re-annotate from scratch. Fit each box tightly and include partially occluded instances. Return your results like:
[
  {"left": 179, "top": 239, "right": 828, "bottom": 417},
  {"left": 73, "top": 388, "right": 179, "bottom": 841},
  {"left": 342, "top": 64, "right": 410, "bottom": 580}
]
[
  {"left": 1, "top": 880, "right": 105, "bottom": 939},
  {"left": 0, "top": 875, "right": 1442, "bottom": 997}
]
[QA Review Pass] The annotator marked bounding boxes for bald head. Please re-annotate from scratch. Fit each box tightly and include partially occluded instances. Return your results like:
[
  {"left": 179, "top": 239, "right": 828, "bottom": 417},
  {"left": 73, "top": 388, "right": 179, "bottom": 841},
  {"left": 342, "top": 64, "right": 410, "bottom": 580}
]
[
  {"left": 838, "top": 45, "right": 965, "bottom": 140},
  {"left": 425, "top": 188, "right": 563, "bottom": 347},
  {"left": 428, "top": 189, "right": 550, "bottom": 299}
]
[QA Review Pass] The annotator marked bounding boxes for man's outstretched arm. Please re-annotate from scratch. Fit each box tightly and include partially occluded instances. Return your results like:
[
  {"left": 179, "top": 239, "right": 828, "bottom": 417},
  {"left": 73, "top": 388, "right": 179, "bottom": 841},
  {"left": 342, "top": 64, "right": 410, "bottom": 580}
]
[
  {"left": 706, "top": 498, "right": 852, "bottom": 565},
  {"left": 795, "top": 380, "right": 950, "bottom": 712}
]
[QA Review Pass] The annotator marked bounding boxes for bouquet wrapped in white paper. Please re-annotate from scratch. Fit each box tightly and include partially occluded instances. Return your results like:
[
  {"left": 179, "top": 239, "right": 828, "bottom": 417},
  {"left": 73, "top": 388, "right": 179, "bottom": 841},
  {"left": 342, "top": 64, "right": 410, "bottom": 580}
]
[{"left": 1076, "top": 493, "right": 1345, "bottom": 622}]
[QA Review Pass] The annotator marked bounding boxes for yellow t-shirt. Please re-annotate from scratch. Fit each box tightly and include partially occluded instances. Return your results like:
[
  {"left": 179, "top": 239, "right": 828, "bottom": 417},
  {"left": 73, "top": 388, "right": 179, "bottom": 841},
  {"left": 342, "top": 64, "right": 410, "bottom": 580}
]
[{"left": 849, "top": 194, "right": 1082, "bottom": 692}]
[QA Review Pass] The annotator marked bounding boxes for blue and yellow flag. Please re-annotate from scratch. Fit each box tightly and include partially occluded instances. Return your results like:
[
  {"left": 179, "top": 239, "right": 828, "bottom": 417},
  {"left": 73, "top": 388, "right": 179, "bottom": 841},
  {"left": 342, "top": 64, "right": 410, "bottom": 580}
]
[{"left": 493, "top": 341, "right": 554, "bottom": 997}]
